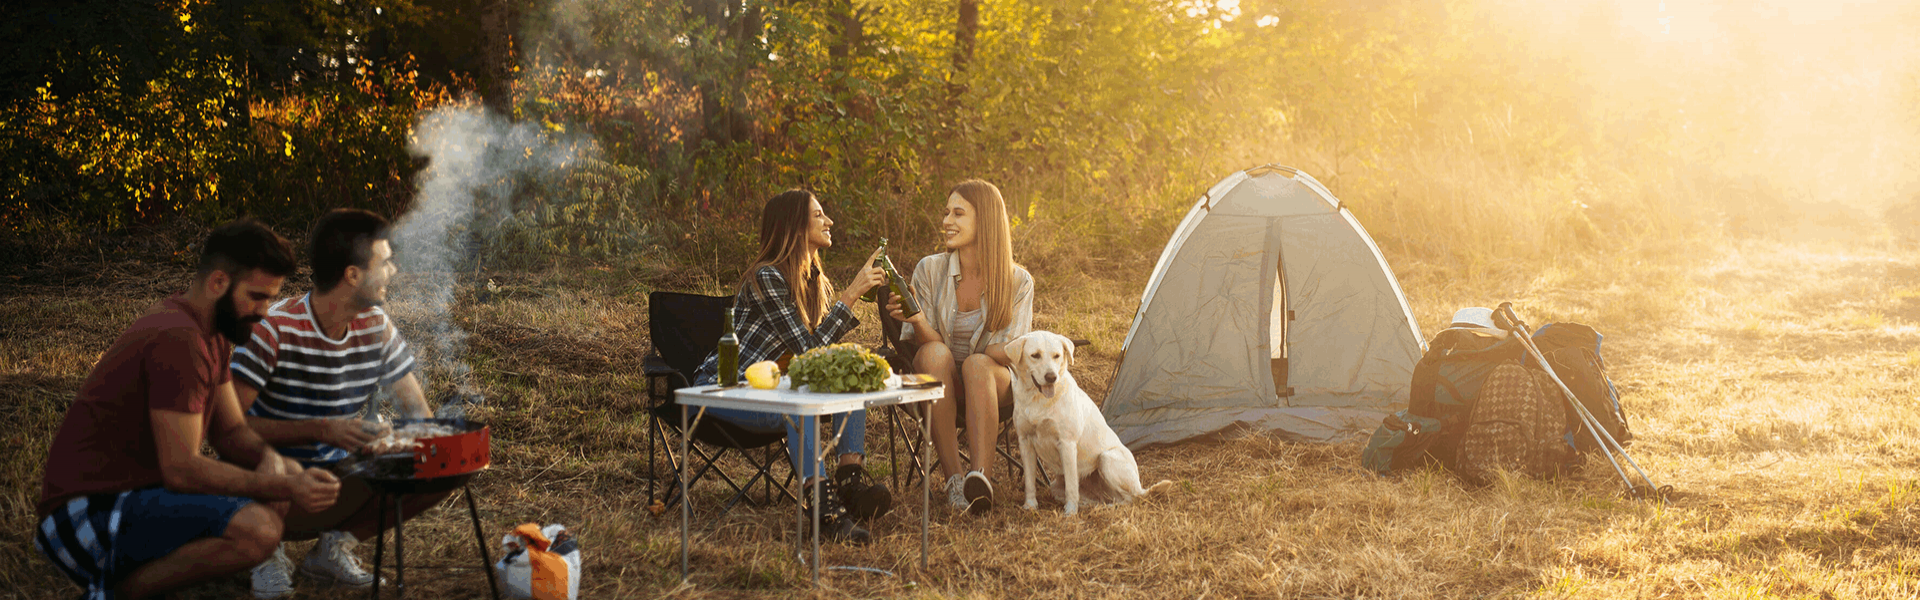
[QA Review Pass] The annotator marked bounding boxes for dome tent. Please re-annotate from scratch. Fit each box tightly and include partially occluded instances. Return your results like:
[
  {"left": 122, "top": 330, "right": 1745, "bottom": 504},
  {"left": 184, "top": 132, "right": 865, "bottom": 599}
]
[{"left": 1104, "top": 165, "right": 1424, "bottom": 448}]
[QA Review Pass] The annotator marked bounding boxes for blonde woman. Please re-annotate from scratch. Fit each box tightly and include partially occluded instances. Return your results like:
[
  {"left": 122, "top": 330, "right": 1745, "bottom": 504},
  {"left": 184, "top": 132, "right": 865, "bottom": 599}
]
[
  {"left": 693, "top": 189, "right": 892, "bottom": 544},
  {"left": 888, "top": 179, "right": 1034, "bottom": 514}
]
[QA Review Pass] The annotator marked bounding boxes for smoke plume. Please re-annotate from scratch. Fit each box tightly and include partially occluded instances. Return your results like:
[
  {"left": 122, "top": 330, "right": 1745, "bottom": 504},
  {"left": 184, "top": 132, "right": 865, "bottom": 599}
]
[{"left": 387, "top": 105, "right": 581, "bottom": 399}]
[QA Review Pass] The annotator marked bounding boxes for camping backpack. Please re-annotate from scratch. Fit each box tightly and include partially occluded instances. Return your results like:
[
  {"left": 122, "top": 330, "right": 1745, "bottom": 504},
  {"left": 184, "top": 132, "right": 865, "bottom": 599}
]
[
  {"left": 1454, "top": 363, "right": 1573, "bottom": 483},
  {"left": 1362, "top": 327, "right": 1523, "bottom": 474},
  {"left": 1532, "top": 323, "right": 1633, "bottom": 451},
  {"left": 1405, "top": 327, "right": 1531, "bottom": 468}
]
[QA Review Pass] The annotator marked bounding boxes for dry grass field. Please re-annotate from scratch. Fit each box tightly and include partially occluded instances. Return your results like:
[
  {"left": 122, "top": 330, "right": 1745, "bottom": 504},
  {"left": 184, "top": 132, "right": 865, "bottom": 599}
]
[{"left": 5, "top": 233, "right": 1920, "bottom": 599}]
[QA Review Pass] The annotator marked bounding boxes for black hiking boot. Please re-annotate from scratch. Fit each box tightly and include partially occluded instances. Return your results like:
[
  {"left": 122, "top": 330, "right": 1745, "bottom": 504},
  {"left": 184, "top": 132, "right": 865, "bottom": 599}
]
[
  {"left": 801, "top": 477, "right": 872, "bottom": 545},
  {"left": 833, "top": 464, "right": 893, "bottom": 523}
]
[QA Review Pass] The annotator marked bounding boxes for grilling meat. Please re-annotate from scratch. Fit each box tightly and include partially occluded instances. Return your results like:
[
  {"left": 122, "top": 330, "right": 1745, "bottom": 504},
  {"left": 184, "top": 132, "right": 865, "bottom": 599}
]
[{"left": 364, "top": 422, "right": 460, "bottom": 455}]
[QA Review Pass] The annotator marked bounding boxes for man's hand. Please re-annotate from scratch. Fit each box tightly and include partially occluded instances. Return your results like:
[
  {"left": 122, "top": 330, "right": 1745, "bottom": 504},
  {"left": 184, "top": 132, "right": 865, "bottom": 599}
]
[
  {"left": 319, "top": 418, "right": 384, "bottom": 453},
  {"left": 291, "top": 468, "right": 341, "bottom": 514}
]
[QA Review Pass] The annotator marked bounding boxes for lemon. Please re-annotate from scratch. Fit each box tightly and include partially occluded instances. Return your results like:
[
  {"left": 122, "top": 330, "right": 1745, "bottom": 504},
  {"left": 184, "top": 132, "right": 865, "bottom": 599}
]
[{"left": 745, "top": 360, "right": 781, "bottom": 389}]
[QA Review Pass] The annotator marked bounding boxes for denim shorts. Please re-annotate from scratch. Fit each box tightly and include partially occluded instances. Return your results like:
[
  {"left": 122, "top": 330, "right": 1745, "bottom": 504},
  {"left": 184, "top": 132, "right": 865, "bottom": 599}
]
[{"left": 113, "top": 487, "right": 254, "bottom": 574}]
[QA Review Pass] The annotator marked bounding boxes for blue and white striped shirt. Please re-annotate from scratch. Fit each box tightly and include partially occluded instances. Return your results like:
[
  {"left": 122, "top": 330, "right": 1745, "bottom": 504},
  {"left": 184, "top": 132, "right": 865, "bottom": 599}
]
[{"left": 231, "top": 293, "right": 416, "bottom": 466}]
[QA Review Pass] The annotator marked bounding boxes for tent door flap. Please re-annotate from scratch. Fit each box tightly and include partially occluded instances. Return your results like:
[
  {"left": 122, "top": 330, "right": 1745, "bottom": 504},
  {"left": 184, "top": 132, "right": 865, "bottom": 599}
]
[{"left": 1271, "top": 358, "right": 1292, "bottom": 398}]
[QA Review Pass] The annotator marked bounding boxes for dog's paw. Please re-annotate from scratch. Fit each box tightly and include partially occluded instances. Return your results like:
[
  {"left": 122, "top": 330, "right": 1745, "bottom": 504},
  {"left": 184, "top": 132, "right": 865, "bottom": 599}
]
[
  {"left": 1064, "top": 504, "right": 1078, "bottom": 516},
  {"left": 1023, "top": 499, "right": 1038, "bottom": 511}
]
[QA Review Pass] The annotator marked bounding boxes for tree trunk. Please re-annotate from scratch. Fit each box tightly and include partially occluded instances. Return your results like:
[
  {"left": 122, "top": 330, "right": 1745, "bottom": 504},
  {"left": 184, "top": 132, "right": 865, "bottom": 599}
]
[
  {"left": 689, "top": 0, "right": 762, "bottom": 146},
  {"left": 479, "top": 0, "right": 516, "bottom": 115},
  {"left": 950, "top": 0, "right": 979, "bottom": 99}
]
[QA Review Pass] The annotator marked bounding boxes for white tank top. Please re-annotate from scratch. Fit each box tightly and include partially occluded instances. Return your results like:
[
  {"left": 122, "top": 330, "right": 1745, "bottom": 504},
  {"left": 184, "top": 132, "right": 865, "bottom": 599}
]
[{"left": 947, "top": 307, "right": 984, "bottom": 365}]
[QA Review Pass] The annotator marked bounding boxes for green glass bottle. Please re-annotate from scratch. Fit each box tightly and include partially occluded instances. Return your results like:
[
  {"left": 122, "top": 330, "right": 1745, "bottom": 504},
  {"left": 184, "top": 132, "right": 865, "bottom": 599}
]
[
  {"left": 860, "top": 238, "right": 889, "bottom": 303},
  {"left": 881, "top": 253, "right": 919, "bottom": 319},
  {"left": 717, "top": 309, "right": 739, "bottom": 387}
]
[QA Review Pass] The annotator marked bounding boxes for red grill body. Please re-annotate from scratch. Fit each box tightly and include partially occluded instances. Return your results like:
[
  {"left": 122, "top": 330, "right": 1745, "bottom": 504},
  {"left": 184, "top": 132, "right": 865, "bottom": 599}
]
[{"left": 413, "top": 423, "right": 491, "bottom": 478}]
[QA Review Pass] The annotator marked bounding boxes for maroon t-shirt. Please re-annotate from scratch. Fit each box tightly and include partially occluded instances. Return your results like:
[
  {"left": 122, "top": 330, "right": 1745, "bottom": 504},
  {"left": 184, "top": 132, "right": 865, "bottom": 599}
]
[{"left": 38, "top": 294, "right": 233, "bottom": 518}]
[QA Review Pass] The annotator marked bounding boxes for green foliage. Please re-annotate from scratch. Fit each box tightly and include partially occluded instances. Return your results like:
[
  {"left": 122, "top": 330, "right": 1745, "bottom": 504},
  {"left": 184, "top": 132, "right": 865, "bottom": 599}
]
[
  {"left": 11, "top": 0, "right": 1878, "bottom": 279},
  {"left": 787, "top": 343, "right": 891, "bottom": 394},
  {"left": 2, "top": 0, "right": 446, "bottom": 236},
  {"left": 492, "top": 156, "right": 663, "bottom": 264}
]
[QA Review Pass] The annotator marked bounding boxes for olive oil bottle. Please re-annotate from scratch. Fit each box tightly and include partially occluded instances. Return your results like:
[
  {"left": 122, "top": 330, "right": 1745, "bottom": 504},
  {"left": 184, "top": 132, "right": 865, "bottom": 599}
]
[{"left": 717, "top": 309, "right": 740, "bottom": 387}]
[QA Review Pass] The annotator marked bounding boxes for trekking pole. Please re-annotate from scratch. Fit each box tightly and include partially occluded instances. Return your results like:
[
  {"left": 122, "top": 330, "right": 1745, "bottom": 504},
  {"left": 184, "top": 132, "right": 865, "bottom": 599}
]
[
  {"left": 1492, "top": 303, "right": 1641, "bottom": 467},
  {"left": 1494, "top": 303, "right": 1670, "bottom": 501},
  {"left": 1491, "top": 304, "right": 1643, "bottom": 496}
]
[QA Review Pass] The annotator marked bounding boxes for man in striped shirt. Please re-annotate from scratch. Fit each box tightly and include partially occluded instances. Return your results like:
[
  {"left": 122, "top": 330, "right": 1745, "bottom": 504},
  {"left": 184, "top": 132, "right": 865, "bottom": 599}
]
[{"left": 231, "top": 208, "right": 443, "bottom": 597}]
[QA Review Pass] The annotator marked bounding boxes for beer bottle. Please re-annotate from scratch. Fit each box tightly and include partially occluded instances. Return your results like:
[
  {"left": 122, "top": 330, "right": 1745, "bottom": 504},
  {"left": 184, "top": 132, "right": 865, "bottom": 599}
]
[
  {"left": 881, "top": 253, "right": 920, "bottom": 319},
  {"left": 717, "top": 309, "right": 740, "bottom": 387},
  {"left": 860, "top": 238, "right": 888, "bottom": 303}
]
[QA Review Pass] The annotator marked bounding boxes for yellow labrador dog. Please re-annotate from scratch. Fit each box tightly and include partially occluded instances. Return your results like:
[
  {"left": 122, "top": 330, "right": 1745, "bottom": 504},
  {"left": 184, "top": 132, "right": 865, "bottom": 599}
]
[{"left": 1007, "top": 331, "right": 1171, "bottom": 515}]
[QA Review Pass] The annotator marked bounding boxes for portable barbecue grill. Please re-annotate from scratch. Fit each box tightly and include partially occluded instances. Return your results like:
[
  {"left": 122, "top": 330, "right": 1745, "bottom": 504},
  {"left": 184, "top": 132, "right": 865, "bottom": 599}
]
[
  {"left": 346, "top": 418, "right": 492, "bottom": 493},
  {"left": 344, "top": 418, "right": 501, "bottom": 599}
]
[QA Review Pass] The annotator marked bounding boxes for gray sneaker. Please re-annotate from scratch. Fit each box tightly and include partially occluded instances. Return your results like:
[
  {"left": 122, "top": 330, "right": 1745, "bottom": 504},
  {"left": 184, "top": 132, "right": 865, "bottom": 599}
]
[
  {"left": 298, "top": 530, "right": 376, "bottom": 587},
  {"left": 250, "top": 544, "right": 294, "bottom": 599},
  {"left": 945, "top": 473, "right": 969, "bottom": 510}
]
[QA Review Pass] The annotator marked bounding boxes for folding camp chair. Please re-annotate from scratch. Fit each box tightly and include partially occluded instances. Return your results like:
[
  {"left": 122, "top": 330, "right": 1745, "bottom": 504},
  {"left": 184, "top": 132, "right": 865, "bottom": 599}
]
[{"left": 644, "top": 291, "right": 797, "bottom": 512}]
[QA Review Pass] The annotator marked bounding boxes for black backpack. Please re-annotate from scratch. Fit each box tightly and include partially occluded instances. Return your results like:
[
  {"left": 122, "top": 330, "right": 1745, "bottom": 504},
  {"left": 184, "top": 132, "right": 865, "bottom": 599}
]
[
  {"left": 1403, "top": 327, "right": 1527, "bottom": 469},
  {"left": 1533, "top": 323, "right": 1633, "bottom": 451}
]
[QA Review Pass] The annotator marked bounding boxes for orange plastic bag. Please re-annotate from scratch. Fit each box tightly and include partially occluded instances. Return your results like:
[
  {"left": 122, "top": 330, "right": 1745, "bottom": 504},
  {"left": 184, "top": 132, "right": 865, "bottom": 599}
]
[{"left": 494, "top": 523, "right": 580, "bottom": 600}]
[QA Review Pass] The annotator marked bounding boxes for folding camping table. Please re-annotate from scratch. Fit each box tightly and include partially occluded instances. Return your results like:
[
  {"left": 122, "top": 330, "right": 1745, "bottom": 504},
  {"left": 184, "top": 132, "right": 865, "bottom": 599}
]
[{"left": 674, "top": 379, "right": 942, "bottom": 586}]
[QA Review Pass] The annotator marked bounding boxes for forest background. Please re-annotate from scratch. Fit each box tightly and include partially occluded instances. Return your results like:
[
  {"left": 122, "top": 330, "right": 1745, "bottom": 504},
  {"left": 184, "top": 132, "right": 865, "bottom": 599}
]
[
  {"left": 10, "top": 0, "right": 1920, "bottom": 277},
  {"left": 9, "top": 1, "right": 1920, "bottom": 598}
]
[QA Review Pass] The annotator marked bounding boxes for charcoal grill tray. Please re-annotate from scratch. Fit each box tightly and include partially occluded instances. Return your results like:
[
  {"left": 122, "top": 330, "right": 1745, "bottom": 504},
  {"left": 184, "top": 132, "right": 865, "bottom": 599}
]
[{"left": 345, "top": 418, "right": 490, "bottom": 495}]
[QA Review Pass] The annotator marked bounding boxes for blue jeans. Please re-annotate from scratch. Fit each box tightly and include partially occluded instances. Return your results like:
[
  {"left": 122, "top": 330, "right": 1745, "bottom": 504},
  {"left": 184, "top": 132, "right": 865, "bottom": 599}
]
[{"left": 699, "top": 406, "right": 867, "bottom": 480}]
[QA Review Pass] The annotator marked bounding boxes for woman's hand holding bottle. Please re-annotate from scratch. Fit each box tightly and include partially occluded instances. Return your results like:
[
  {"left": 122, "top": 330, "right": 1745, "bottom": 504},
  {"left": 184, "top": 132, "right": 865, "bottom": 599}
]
[
  {"left": 839, "top": 246, "right": 888, "bottom": 307},
  {"left": 887, "top": 294, "right": 927, "bottom": 328}
]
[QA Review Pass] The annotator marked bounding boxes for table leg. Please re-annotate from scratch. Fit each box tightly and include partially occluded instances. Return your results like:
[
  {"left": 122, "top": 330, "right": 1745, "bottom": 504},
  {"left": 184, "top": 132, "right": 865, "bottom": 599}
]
[
  {"left": 817, "top": 413, "right": 857, "bottom": 587},
  {"left": 371, "top": 492, "right": 387, "bottom": 600},
  {"left": 791, "top": 416, "right": 801, "bottom": 563},
  {"left": 922, "top": 401, "right": 932, "bottom": 571},
  {"left": 679, "top": 405, "right": 692, "bottom": 579},
  {"left": 394, "top": 495, "right": 406, "bottom": 598},
  {"left": 464, "top": 485, "right": 502, "bottom": 600},
  {"left": 811, "top": 415, "right": 822, "bottom": 587}
]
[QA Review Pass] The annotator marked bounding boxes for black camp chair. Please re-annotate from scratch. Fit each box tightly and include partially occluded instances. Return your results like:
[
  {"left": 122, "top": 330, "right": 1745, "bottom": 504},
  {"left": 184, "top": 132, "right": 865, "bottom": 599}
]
[{"left": 644, "top": 291, "right": 796, "bottom": 512}]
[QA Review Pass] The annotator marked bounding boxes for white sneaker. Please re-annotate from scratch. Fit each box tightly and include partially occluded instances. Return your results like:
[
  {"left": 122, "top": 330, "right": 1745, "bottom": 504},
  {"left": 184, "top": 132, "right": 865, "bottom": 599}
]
[
  {"left": 250, "top": 544, "right": 294, "bottom": 599},
  {"left": 945, "top": 473, "right": 969, "bottom": 510},
  {"left": 298, "top": 530, "right": 377, "bottom": 588}
]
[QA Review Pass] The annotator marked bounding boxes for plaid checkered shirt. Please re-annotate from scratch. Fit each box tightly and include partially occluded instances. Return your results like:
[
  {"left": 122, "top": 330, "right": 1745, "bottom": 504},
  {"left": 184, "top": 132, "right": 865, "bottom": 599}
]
[{"left": 694, "top": 265, "right": 859, "bottom": 385}]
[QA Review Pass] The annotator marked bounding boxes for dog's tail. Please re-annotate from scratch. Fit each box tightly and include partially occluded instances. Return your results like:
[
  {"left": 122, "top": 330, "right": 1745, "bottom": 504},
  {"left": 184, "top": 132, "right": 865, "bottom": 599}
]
[{"left": 1143, "top": 479, "right": 1175, "bottom": 495}]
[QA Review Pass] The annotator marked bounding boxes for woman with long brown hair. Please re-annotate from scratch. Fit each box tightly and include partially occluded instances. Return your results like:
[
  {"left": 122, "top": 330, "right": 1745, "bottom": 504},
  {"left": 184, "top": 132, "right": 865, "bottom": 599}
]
[
  {"left": 692, "top": 189, "right": 892, "bottom": 544},
  {"left": 888, "top": 179, "right": 1034, "bottom": 514}
]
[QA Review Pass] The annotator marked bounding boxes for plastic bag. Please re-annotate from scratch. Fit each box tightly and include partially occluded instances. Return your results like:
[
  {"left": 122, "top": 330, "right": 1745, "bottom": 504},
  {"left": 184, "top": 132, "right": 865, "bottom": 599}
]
[{"left": 494, "top": 523, "right": 581, "bottom": 600}]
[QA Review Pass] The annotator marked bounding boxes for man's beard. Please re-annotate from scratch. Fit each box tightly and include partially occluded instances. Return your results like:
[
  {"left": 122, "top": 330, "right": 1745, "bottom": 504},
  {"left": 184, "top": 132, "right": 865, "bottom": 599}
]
[
  {"left": 352, "top": 280, "right": 385, "bottom": 309},
  {"left": 214, "top": 290, "right": 263, "bottom": 345}
]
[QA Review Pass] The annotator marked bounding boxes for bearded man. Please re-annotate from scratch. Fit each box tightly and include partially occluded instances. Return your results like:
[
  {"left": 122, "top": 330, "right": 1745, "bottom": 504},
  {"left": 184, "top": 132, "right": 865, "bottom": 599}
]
[
  {"left": 36, "top": 219, "right": 337, "bottom": 600},
  {"left": 229, "top": 208, "right": 444, "bottom": 597}
]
